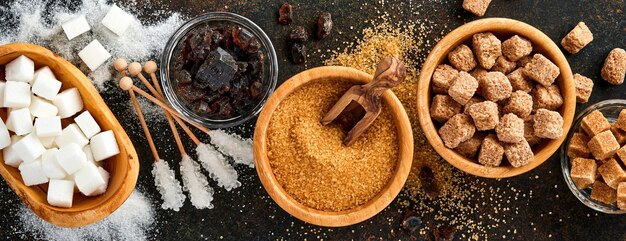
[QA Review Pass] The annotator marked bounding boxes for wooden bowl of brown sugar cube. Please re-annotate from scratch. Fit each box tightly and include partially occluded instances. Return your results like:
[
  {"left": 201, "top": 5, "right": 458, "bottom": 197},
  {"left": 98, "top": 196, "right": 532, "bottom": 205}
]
[{"left": 417, "top": 18, "right": 576, "bottom": 178}]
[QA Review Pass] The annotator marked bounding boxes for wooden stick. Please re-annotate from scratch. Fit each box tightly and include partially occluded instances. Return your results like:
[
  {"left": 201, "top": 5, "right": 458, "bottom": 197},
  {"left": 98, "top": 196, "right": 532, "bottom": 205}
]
[{"left": 128, "top": 88, "right": 160, "bottom": 161}]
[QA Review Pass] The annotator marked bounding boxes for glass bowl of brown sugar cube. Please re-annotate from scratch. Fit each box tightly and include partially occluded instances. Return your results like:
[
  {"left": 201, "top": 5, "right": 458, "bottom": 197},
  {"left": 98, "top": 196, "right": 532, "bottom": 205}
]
[{"left": 562, "top": 99, "right": 626, "bottom": 214}]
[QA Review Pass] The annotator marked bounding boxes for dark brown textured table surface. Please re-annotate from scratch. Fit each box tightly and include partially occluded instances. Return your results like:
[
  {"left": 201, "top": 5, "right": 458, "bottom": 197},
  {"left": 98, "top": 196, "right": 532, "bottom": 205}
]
[{"left": 0, "top": 0, "right": 625, "bottom": 240}]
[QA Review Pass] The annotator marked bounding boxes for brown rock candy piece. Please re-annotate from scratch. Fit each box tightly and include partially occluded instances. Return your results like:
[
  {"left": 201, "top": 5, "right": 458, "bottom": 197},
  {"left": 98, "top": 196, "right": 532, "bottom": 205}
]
[
  {"left": 507, "top": 68, "right": 534, "bottom": 93},
  {"left": 479, "top": 71, "right": 512, "bottom": 102},
  {"left": 432, "top": 64, "right": 459, "bottom": 94},
  {"left": 438, "top": 114, "right": 476, "bottom": 149},
  {"left": 492, "top": 56, "right": 517, "bottom": 75},
  {"left": 618, "top": 183, "right": 626, "bottom": 210},
  {"left": 504, "top": 140, "right": 534, "bottom": 167},
  {"left": 278, "top": 3, "right": 293, "bottom": 25},
  {"left": 472, "top": 32, "right": 502, "bottom": 69},
  {"left": 590, "top": 181, "right": 616, "bottom": 205},
  {"left": 288, "top": 26, "right": 308, "bottom": 43},
  {"left": 573, "top": 73, "right": 594, "bottom": 103},
  {"left": 524, "top": 117, "right": 542, "bottom": 146},
  {"left": 581, "top": 110, "right": 611, "bottom": 137},
  {"left": 291, "top": 43, "right": 306, "bottom": 64},
  {"left": 568, "top": 132, "right": 591, "bottom": 159},
  {"left": 478, "top": 134, "right": 504, "bottom": 166},
  {"left": 455, "top": 132, "right": 485, "bottom": 158},
  {"left": 587, "top": 130, "right": 620, "bottom": 160},
  {"left": 462, "top": 0, "right": 492, "bottom": 17},
  {"left": 502, "top": 35, "right": 533, "bottom": 61},
  {"left": 430, "top": 95, "right": 462, "bottom": 123},
  {"left": 598, "top": 158, "right": 626, "bottom": 189},
  {"left": 523, "top": 54, "right": 560, "bottom": 87},
  {"left": 570, "top": 157, "right": 597, "bottom": 189},
  {"left": 496, "top": 113, "right": 525, "bottom": 143},
  {"left": 316, "top": 12, "right": 333, "bottom": 40},
  {"left": 533, "top": 109, "right": 564, "bottom": 139},
  {"left": 448, "top": 71, "right": 478, "bottom": 105},
  {"left": 448, "top": 44, "right": 477, "bottom": 72},
  {"left": 601, "top": 48, "right": 626, "bottom": 85},
  {"left": 463, "top": 96, "right": 485, "bottom": 114},
  {"left": 504, "top": 90, "right": 533, "bottom": 119},
  {"left": 532, "top": 84, "right": 563, "bottom": 111},
  {"left": 614, "top": 109, "right": 626, "bottom": 132},
  {"left": 561, "top": 22, "right": 593, "bottom": 54},
  {"left": 467, "top": 100, "right": 499, "bottom": 131}
]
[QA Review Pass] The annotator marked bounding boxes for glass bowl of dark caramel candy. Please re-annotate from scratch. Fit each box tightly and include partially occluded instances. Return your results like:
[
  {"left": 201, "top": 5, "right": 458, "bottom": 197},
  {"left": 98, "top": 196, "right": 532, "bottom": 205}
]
[{"left": 160, "top": 12, "right": 278, "bottom": 128}]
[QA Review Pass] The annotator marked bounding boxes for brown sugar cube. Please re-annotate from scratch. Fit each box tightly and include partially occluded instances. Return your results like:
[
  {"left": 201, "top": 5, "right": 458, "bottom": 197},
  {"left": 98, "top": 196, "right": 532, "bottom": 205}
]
[
  {"left": 504, "top": 140, "right": 534, "bottom": 167},
  {"left": 432, "top": 64, "right": 459, "bottom": 94},
  {"left": 463, "top": 96, "right": 485, "bottom": 114},
  {"left": 504, "top": 90, "right": 533, "bottom": 119},
  {"left": 467, "top": 100, "right": 499, "bottom": 131},
  {"left": 455, "top": 132, "right": 485, "bottom": 158},
  {"left": 587, "top": 130, "right": 620, "bottom": 160},
  {"left": 615, "top": 146, "right": 626, "bottom": 167},
  {"left": 590, "top": 181, "right": 616, "bottom": 205},
  {"left": 532, "top": 84, "right": 563, "bottom": 111},
  {"left": 561, "top": 22, "right": 593, "bottom": 54},
  {"left": 470, "top": 67, "right": 488, "bottom": 80},
  {"left": 478, "top": 134, "right": 504, "bottom": 167},
  {"left": 611, "top": 126, "right": 626, "bottom": 146},
  {"left": 524, "top": 117, "right": 542, "bottom": 146},
  {"left": 462, "top": 0, "right": 492, "bottom": 17},
  {"left": 430, "top": 95, "right": 462, "bottom": 123},
  {"left": 614, "top": 109, "right": 626, "bottom": 132},
  {"left": 568, "top": 132, "right": 591, "bottom": 159},
  {"left": 479, "top": 71, "right": 512, "bottom": 102},
  {"left": 580, "top": 110, "right": 611, "bottom": 136},
  {"left": 618, "top": 183, "right": 626, "bottom": 210},
  {"left": 598, "top": 158, "right": 626, "bottom": 189},
  {"left": 601, "top": 48, "right": 626, "bottom": 85},
  {"left": 496, "top": 113, "right": 525, "bottom": 143},
  {"left": 472, "top": 32, "right": 502, "bottom": 69},
  {"left": 438, "top": 114, "right": 476, "bottom": 149},
  {"left": 507, "top": 68, "right": 534, "bottom": 93},
  {"left": 573, "top": 73, "right": 594, "bottom": 103},
  {"left": 448, "top": 71, "right": 479, "bottom": 105},
  {"left": 492, "top": 56, "right": 517, "bottom": 74},
  {"left": 448, "top": 44, "right": 477, "bottom": 72},
  {"left": 516, "top": 55, "right": 533, "bottom": 68},
  {"left": 502, "top": 35, "right": 533, "bottom": 62},
  {"left": 533, "top": 109, "right": 563, "bottom": 139},
  {"left": 523, "top": 54, "right": 560, "bottom": 87},
  {"left": 570, "top": 157, "right": 597, "bottom": 189}
]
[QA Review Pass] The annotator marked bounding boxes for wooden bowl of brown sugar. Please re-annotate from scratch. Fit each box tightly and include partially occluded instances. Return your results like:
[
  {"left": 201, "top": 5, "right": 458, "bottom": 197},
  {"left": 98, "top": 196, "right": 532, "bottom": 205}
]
[
  {"left": 417, "top": 18, "right": 576, "bottom": 178},
  {"left": 253, "top": 66, "right": 413, "bottom": 227}
]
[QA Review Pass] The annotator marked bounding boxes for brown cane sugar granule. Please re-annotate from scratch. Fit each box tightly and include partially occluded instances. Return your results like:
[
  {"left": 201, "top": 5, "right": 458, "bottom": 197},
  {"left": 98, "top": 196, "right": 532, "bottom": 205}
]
[{"left": 267, "top": 80, "right": 399, "bottom": 212}]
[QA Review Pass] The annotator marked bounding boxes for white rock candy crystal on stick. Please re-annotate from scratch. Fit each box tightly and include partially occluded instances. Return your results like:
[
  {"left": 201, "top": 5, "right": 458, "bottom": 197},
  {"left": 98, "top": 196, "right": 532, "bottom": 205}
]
[
  {"left": 180, "top": 154, "right": 214, "bottom": 209},
  {"left": 151, "top": 159, "right": 185, "bottom": 211},
  {"left": 196, "top": 143, "right": 241, "bottom": 191},
  {"left": 209, "top": 130, "right": 254, "bottom": 167}
]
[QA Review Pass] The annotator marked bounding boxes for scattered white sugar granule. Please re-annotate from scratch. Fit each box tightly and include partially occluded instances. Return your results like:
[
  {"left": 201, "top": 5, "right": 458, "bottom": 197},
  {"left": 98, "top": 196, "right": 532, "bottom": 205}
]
[
  {"left": 209, "top": 129, "right": 255, "bottom": 168},
  {"left": 196, "top": 143, "right": 241, "bottom": 191},
  {"left": 151, "top": 159, "right": 185, "bottom": 211},
  {"left": 18, "top": 190, "right": 155, "bottom": 241},
  {"left": 180, "top": 154, "right": 214, "bottom": 209}
]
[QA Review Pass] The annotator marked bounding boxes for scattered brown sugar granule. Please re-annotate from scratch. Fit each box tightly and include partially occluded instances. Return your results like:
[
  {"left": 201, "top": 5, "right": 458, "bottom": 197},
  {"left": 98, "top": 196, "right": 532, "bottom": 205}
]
[
  {"left": 439, "top": 113, "right": 476, "bottom": 149},
  {"left": 590, "top": 181, "right": 617, "bottom": 205},
  {"left": 507, "top": 68, "right": 534, "bottom": 93},
  {"left": 532, "top": 84, "right": 563, "bottom": 111},
  {"left": 598, "top": 158, "right": 626, "bottom": 189},
  {"left": 478, "top": 134, "right": 504, "bottom": 166},
  {"left": 614, "top": 109, "right": 626, "bottom": 132},
  {"left": 492, "top": 56, "right": 517, "bottom": 74},
  {"left": 573, "top": 73, "right": 593, "bottom": 103},
  {"left": 472, "top": 32, "right": 502, "bottom": 69},
  {"left": 448, "top": 44, "right": 477, "bottom": 72},
  {"left": 533, "top": 109, "right": 563, "bottom": 139},
  {"left": 496, "top": 113, "right": 525, "bottom": 143},
  {"left": 568, "top": 132, "right": 591, "bottom": 159},
  {"left": 504, "top": 140, "right": 534, "bottom": 167},
  {"left": 462, "top": 0, "right": 492, "bottom": 17},
  {"left": 430, "top": 94, "right": 462, "bottom": 123},
  {"left": 587, "top": 130, "right": 620, "bottom": 160},
  {"left": 523, "top": 54, "right": 560, "bottom": 87},
  {"left": 467, "top": 100, "right": 499, "bottom": 131},
  {"left": 570, "top": 157, "right": 597, "bottom": 189},
  {"left": 617, "top": 183, "right": 626, "bottom": 210},
  {"left": 278, "top": 2, "right": 293, "bottom": 25},
  {"left": 267, "top": 80, "right": 398, "bottom": 212},
  {"left": 502, "top": 35, "right": 532, "bottom": 62},
  {"left": 581, "top": 110, "right": 611, "bottom": 137},
  {"left": 479, "top": 71, "right": 512, "bottom": 102},
  {"left": 601, "top": 48, "right": 626, "bottom": 85},
  {"left": 448, "top": 71, "right": 478, "bottom": 105},
  {"left": 503, "top": 90, "right": 533, "bottom": 119},
  {"left": 455, "top": 132, "right": 485, "bottom": 158},
  {"left": 432, "top": 64, "right": 459, "bottom": 94},
  {"left": 561, "top": 22, "right": 593, "bottom": 54}
]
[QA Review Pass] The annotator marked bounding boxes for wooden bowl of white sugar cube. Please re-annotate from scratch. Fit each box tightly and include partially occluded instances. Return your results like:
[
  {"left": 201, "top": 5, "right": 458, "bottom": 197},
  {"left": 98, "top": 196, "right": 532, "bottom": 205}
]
[{"left": 0, "top": 43, "right": 139, "bottom": 227}]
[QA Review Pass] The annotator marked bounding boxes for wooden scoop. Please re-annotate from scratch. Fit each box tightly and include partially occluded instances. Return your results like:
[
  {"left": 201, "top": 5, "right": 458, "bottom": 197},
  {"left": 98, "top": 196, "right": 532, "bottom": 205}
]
[{"left": 321, "top": 56, "right": 406, "bottom": 146}]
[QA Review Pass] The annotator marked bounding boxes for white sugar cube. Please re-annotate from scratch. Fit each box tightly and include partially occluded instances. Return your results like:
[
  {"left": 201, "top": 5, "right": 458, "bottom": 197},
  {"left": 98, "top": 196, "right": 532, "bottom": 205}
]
[
  {"left": 32, "top": 74, "right": 62, "bottom": 101},
  {"left": 55, "top": 123, "right": 88, "bottom": 148},
  {"left": 84, "top": 144, "right": 95, "bottom": 163},
  {"left": 3, "top": 136, "right": 23, "bottom": 167},
  {"left": 0, "top": 118, "right": 10, "bottom": 149},
  {"left": 34, "top": 116, "right": 62, "bottom": 138},
  {"left": 90, "top": 166, "right": 110, "bottom": 196},
  {"left": 101, "top": 5, "right": 133, "bottom": 36},
  {"left": 33, "top": 66, "right": 57, "bottom": 82},
  {"left": 53, "top": 88, "right": 83, "bottom": 118},
  {"left": 74, "top": 111, "right": 100, "bottom": 138},
  {"left": 74, "top": 162, "right": 105, "bottom": 196},
  {"left": 4, "top": 81, "right": 31, "bottom": 108},
  {"left": 61, "top": 15, "right": 90, "bottom": 40},
  {"left": 0, "top": 81, "right": 6, "bottom": 107},
  {"left": 90, "top": 130, "right": 119, "bottom": 162},
  {"left": 19, "top": 160, "right": 49, "bottom": 186},
  {"left": 8, "top": 108, "right": 33, "bottom": 136},
  {"left": 40, "top": 135, "right": 56, "bottom": 149},
  {"left": 41, "top": 148, "right": 67, "bottom": 179},
  {"left": 56, "top": 143, "right": 87, "bottom": 175},
  {"left": 78, "top": 40, "right": 111, "bottom": 71},
  {"left": 5, "top": 55, "right": 34, "bottom": 83},
  {"left": 30, "top": 95, "right": 59, "bottom": 118},
  {"left": 13, "top": 132, "right": 46, "bottom": 163},
  {"left": 47, "top": 179, "right": 74, "bottom": 208}
]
